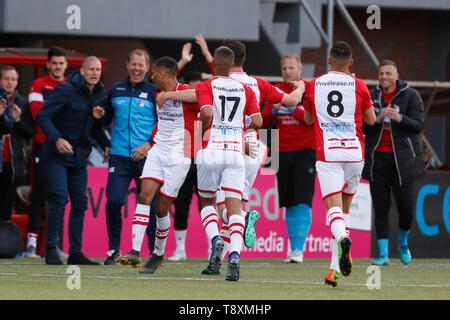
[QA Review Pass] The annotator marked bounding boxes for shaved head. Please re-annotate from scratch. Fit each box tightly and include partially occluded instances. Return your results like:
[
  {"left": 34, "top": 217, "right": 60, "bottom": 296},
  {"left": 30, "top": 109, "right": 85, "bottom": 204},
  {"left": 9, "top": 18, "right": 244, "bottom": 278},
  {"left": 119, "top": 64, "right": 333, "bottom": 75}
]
[
  {"left": 82, "top": 56, "right": 101, "bottom": 68},
  {"left": 212, "top": 46, "right": 234, "bottom": 75}
]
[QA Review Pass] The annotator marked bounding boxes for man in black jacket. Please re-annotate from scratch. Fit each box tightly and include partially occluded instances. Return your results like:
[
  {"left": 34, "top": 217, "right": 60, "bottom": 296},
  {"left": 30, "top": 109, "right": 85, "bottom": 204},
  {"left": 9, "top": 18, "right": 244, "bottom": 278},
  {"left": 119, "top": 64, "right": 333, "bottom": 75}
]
[
  {"left": 0, "top": 87, "right": 13, "bottom": 171},
  {"left": 0, "top": 66, "right": 34, "bottom": 222},
  {"left": 362, "top": 59, "right": 425, "bottom": 266},
  {"left": 36, "top": 56, "right": 110, "bottom": 265}
]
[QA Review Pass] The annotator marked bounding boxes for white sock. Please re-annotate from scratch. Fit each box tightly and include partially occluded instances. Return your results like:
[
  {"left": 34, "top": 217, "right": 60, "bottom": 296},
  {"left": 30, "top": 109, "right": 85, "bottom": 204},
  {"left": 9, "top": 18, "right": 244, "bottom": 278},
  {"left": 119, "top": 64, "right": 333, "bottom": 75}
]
[
  {"left": 132, "top": 203, "right": 150, "bottom": 252},
  {"left": 154, "top": 215, "right": 171, "bottom": 256},
  {"left": 228, "top": 214, "right": 245, "bottom": 255},
  {"left": 330, "top": 237, "right": 340, "bottom": 272},
  {"left": 343, "top": 213, "right": 350, "bottom": 237},
  {"left": 27, "top": 232, "right": 38, "bottom": 248},
  {"left": 219, "top": 224, "right": 230, "bottom": 260},
  {"left": 240, "top": 209, "right": 246, "bottom": 219},
  {"left": 221, "top": 208, "right": 229, "bottom": 224},
  {"left": 201, "top": 206, "right": 219, "bottom": 242},
  {"left": 174, "top": 228, "right": 187, "bottom": 253},
  {"left": 327, "top": 207, "right": 346, "bottom": 241}
]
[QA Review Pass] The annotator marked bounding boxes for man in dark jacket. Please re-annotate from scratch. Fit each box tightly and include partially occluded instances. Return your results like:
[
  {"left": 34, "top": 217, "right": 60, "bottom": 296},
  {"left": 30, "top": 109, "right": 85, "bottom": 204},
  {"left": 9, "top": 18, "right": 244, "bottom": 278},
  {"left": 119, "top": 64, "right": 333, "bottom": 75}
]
[
  {"left": 362, "top": 59, "right": 425, "bottom": 266},
  {"left": 0, "top": 87, "right": 13, "bottom": 172},
  {"left": 0, "top": 66, "right": 34, "bottom": 222},
  {"left": 36, "top": 56, "right": 110, "bottom": 265}
]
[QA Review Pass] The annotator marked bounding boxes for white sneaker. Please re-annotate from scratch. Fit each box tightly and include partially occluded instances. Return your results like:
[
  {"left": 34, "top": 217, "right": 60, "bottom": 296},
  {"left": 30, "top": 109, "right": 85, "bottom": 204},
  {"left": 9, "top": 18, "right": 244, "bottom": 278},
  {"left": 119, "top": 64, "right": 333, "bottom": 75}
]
[
  {"left": 284, "top": 249, "right": 303, "bottom": 263},
  {"left": 56, "top": 247, "right": 69, "bottom": 259},
  {"left": 23, "top": 246, "right": 40, "bottom": 258},
  {"left": 167, "top": 251, "right": 187, "bottom": 261}
]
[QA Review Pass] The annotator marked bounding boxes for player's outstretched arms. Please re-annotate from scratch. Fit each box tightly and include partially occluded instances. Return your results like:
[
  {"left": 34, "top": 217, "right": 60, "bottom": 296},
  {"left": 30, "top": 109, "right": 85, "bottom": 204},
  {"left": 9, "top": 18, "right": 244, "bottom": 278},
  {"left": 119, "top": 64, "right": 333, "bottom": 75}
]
[
  {"left": 156, "top": 89, "right": 197, "bottom": 108},
  {"left": 280, "top": 80, "right": 305, "bottom": 107}
]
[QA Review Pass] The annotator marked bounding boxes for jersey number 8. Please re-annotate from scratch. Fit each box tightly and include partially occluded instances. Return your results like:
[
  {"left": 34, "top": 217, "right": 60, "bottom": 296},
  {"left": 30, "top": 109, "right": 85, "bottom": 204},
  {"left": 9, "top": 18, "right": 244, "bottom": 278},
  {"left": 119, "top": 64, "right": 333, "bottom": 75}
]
[{"left": 327, "top": 90, "right": 344, "bottom": 117}]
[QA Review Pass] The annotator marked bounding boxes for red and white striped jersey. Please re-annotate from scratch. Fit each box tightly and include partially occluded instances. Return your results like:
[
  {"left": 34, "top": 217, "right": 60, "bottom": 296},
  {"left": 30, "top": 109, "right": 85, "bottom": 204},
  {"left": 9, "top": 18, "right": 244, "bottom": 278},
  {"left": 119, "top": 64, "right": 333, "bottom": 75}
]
[
  {"left": 304, "top": 71, "right": 373, "bottom": 162},
  {"left": 28, "top": 74, "right": 66, "bottom": 144},
  {"left": 195, "top": 76, "right": 260, "bottom": 152},
  {"left": 153, "top": 83, "right": 199, "bottom": 158},
  {"left": 229, "top": 72, "right": 284, "bottom": 142}
]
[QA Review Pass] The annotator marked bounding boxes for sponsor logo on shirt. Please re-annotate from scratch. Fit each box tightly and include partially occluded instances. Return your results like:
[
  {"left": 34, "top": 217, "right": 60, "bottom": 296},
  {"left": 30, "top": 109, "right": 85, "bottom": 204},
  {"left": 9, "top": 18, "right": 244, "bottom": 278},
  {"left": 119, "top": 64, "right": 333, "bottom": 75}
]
[
  {"left": 139, "top": 92, "right": 148, "bottom": 99},
  {"left": 320, "top": 122, "right": 355, "bottom": 132}
]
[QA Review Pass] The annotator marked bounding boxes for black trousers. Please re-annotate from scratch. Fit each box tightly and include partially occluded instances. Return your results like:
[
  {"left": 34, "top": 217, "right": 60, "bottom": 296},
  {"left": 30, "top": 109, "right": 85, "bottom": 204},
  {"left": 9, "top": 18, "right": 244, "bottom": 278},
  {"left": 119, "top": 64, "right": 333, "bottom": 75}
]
[
  {"left": 28, "top": 143, "right": 51, "bottom": 234},
  {"left": 0, "top": 162, "right": 13, "bottom": 221},
  {"left": 276, "top": 148, "right": 316, "bottom": 208},
  {"left": 172, "top": 163, "right": 199, "bottom": 230},
  {"left": 370, "top": 152, "right": 415, "bottom": 239}
]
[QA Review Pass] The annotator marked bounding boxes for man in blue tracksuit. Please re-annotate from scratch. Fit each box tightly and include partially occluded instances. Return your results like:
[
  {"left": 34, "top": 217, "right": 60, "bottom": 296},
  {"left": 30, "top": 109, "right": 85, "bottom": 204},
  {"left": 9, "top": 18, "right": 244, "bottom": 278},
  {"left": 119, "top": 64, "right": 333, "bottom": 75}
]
[
  {"left": 36, "top": 56, "right": 110, "bottom": 265},
  {"left": 102, "top": 49, "right": 158, "bottom": 265}
]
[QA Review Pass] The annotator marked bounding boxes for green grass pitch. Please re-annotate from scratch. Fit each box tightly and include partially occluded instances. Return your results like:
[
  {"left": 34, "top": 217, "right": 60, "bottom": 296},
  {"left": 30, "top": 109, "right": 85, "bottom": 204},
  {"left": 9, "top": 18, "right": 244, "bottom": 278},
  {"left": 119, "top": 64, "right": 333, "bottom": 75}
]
[{"left": 0, "top": 257, "right": 449, "bottom": 300}]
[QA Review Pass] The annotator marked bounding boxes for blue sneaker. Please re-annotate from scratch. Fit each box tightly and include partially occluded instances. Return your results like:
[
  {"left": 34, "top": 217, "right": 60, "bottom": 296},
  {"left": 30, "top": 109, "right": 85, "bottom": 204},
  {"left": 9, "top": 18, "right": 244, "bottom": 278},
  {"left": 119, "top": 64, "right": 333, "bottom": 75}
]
[
  {"left": 398, "top": 245, "right": 411, "bottom": 265},
  {"left": 244, "top": 210, "right": 259, "bottom": 248},
  {"left": 208, "top": 236, "right": 224, "bottom": 275},
  {"left": 225, "top": 251, "right": 240, "bottom": 281},
  {"left": 372, "top": 256, "right": 390, "bottom": 266}
]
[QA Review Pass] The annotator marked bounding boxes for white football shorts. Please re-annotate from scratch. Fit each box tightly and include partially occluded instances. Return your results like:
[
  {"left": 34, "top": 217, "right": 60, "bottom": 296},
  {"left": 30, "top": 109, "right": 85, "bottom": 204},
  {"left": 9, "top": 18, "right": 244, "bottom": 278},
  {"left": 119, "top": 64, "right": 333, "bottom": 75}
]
[
  {"left": 316, "top": 160, "right": 364, "bottom": 199},
  {"left": 140, "top": 144, "right": 191, "bottom": 199},
  {"left": 196, "top": 148, "right": 245, "bottom": 200}
]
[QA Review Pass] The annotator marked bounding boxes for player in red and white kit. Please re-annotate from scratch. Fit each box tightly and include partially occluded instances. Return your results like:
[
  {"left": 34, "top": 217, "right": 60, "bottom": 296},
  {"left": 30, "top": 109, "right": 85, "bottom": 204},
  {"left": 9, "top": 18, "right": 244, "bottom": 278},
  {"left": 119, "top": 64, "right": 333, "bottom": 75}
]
[
  {"left": 117, "top": 56, "right": 199, "bottom": 274},
  {"left": 195, "top": 46, "right": 262, "bottom": 281},
  {"left": 25, "top": 47, "right": 68, "bottom": 258},
  {"left": 161, "top": 38, "right": 304, "bottom": 269},
  {"left": 214, "top": 39, "right": 304, "bottom": 263},
  {"left": 304, "top": 41, "right": 375, "bottom": 286}
]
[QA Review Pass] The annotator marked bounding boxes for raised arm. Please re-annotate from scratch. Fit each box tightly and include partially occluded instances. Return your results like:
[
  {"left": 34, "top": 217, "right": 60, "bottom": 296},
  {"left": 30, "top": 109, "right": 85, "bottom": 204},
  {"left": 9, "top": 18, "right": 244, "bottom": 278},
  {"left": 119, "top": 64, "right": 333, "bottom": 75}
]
[
  {"left": 177, "top": 42, "right": 194, "bottom": 75},
  {"left": 195, "top": 34, "right": 213, "bottom": 64}
]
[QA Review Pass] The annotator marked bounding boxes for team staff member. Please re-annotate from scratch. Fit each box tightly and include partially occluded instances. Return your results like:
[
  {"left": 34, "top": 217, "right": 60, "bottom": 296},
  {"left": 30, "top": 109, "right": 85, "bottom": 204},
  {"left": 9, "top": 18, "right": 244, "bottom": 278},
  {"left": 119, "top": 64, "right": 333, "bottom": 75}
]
[
  {"left": 363, "top": 59, "right": 425, "bottom": 266},
  {"left": 262, "top": 54, "right": 315, "bottom": 264},
  {"left": 102, "top": 49, "right": 158, "bottom": 265},
  {"left": 26, "top": 46, "right": 68, "bottom": 258},
  {"left": 0, "top": 66, "right": 34, "bottom": 222},
  {"left": 0, "top": 87, "right": 13, "bottom": 172},
  {"left": 36, "top": 56, "right": 110, "bottom": 265}
]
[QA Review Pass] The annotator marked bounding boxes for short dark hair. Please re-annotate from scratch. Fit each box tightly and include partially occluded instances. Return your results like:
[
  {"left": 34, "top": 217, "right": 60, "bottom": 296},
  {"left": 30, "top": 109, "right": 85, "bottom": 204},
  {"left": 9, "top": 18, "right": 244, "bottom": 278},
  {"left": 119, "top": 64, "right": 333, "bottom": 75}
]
[
  {"left": 153, "top": 56, "right": 179, "bottom": 76},
  {"left": 378, "top": 59, "right": 397, "bottom": 70},
  {"left": 221, "top": 38, "right": 246, "bottom": 67},
  {"left": 47, "top": 46, "right": 66, "bottom": 60},
  {"left": 0, "top": 65, "right": 18, "bottom": 79},
  {"left": 330, "top": 41, "right": 352, "bottom": 61},
  {"left": 185, "top": 71, "right": 202, "bottom": 83}
]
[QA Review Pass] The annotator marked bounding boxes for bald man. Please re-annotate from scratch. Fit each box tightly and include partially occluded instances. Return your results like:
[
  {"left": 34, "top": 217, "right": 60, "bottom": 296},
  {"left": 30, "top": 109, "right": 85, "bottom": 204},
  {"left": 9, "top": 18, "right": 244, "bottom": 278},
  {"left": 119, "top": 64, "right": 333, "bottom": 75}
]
[{"left": 36, "top": 56, "right": 110, "bottom": 265}]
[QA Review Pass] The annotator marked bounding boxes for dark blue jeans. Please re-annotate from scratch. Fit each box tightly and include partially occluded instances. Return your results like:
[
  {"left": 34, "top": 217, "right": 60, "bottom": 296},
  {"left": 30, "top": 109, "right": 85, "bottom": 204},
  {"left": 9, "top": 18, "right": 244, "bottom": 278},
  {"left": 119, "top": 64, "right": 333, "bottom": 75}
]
[
  {"left": 46, "top": 163, "right": 88, "bottom": 254},
  {"left": 106, "top": 154, "right": 156, "bottom": 253}
]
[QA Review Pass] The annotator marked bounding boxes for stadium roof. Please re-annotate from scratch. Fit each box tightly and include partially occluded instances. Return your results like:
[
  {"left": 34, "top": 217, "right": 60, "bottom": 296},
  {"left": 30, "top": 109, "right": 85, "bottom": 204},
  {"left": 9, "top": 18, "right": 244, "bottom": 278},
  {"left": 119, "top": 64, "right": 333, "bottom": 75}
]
[{"left": 0, "top": 47, "right": 106, "bottom": 67}]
